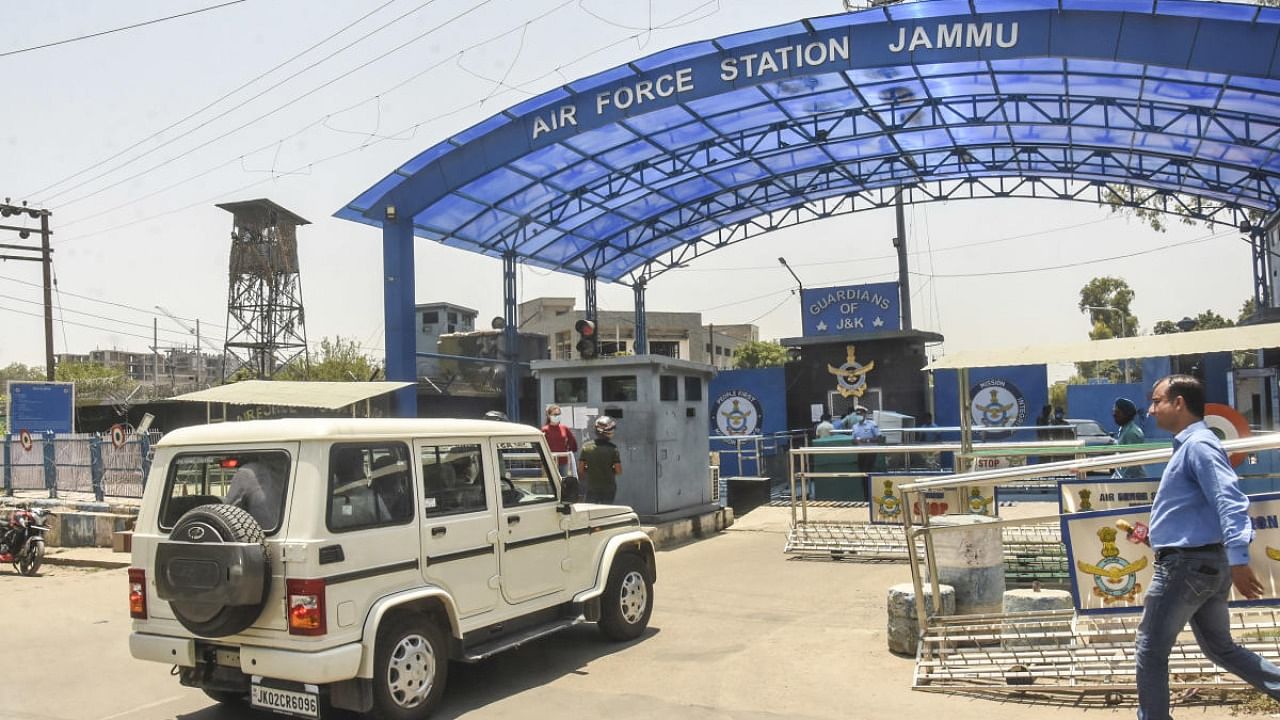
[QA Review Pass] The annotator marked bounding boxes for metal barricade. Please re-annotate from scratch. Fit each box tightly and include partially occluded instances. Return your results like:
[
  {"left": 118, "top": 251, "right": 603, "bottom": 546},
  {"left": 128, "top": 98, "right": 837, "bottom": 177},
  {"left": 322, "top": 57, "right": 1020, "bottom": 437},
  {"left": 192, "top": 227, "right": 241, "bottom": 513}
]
[{"left": 899, "top": 434, "right": 1280, "bottom": 699}]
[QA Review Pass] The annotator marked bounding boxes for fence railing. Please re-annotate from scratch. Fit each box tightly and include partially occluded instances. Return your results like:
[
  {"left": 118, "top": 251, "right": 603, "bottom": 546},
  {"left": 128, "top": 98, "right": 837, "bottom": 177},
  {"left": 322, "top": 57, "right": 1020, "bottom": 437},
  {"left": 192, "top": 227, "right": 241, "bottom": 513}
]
[{"left": 2, "top": 431, "right": 158, "bottom": 500}]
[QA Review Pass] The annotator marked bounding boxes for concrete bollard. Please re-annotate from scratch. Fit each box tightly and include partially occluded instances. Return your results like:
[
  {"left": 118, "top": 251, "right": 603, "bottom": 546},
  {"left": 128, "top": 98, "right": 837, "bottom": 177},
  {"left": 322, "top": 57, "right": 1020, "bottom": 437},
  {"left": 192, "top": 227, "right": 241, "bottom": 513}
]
[
  {"left": 925, "top": 514, "right": 1005, "bottom": 616},
  {"left": 886, "top": 581, "right": 955, "bottom": 656},
  {"left": 1001, "top": 587, "right": 1074, "bottom": 649}
]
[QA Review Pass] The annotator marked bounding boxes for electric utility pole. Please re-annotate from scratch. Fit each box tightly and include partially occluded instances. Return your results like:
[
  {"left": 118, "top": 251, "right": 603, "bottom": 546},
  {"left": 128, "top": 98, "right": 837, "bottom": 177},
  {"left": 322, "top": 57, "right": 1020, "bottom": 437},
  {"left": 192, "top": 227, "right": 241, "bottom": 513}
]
[{"left": 0, "top": 199, "right": 54, "bottom": 379}]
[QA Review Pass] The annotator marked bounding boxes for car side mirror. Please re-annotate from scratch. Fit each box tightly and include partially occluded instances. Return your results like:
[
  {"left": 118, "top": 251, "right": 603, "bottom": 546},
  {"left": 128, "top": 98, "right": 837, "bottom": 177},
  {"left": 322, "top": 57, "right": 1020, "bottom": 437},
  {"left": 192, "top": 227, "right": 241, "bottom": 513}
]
[{"left": 560, "top": 476, "right": 581, "bottom": 505}]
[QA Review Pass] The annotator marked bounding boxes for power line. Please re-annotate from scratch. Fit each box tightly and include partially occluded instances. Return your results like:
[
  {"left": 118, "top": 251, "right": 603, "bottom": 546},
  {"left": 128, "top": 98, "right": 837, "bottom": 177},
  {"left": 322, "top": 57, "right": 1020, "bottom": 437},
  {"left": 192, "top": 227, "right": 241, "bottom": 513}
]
[
  {"left": 0, "top": 273, "right": 224, "bottom": 329},
  {"left": 912, "top": 229, "right": 1230, "bottom": 279},
  {"left": 56, "top": 0, "right": 577, "bottom": 233},
  {"left": 0, "top": 1, "right": 248, "bottom": 59},
  {"left": 47, "top": 0, "right": 502, "bottom": 210},
  {"left": 0, "top": 291, "right": 201, "bottom": 340},
  {"left": 25, "top": 0, "right": 402, "bottom": 200},
  {"left": 51, "top": 2, "right": 706, "bottom": 241},
  {"left": 680, "top": 214, "right": 1123, "bottom": 272},
  {"left": 1, "top": 305, "right": 157, "bottom": 344}
]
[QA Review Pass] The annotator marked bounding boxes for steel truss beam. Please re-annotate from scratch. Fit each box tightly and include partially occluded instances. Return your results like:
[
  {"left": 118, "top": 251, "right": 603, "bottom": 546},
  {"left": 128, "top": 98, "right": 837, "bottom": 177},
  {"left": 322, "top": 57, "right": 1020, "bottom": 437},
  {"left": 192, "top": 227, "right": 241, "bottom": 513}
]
[
  {"left": 432, "top": 92, "right": 1280, "bottom": 284},
  {"left": 625, "top": 177, "right": 1253, "bottom": 285}
]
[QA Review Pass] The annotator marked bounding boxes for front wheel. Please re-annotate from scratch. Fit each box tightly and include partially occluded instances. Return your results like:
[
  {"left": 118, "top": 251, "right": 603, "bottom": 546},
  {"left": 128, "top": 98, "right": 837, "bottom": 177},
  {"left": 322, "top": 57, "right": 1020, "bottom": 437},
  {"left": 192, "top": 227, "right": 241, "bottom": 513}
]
[
  {"left": 372, "top": 614, "right": 448, "bottom": 720},
  {"left": 17, "top": 541, "right": 43, "bottom": 576},
  {"left": 598, "top": 553, "right": 653, "bottom": 641}
]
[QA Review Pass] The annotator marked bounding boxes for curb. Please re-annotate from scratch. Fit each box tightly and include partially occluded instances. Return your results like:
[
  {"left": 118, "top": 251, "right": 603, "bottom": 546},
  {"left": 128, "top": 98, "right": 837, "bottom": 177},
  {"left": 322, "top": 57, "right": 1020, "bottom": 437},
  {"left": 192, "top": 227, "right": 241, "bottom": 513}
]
[
  {"left": 42, "top": 553, "right": 130, "bottom": 570},
  {"left": 644, "top": 506, "right": 734, "bottom": 550}
]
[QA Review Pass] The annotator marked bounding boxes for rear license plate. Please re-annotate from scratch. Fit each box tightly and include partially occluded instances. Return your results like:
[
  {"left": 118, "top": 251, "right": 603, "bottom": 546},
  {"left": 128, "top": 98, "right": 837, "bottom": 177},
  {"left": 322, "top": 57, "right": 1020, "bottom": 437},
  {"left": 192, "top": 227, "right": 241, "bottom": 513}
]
[{"left": 250, "top": 678, "right": 318, "bottom": 718}]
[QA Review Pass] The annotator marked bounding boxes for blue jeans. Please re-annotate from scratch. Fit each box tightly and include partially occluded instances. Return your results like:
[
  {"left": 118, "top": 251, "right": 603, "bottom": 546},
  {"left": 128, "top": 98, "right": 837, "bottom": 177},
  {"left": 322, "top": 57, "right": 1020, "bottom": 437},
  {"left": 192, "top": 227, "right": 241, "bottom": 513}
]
[{"left": 1136, "top": 548, "right": 1280, "bottom": 720}]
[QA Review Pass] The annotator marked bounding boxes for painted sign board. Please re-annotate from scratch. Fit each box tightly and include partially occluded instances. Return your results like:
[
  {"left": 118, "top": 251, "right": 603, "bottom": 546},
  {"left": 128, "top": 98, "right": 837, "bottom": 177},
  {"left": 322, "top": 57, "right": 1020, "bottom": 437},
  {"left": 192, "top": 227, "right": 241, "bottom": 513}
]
[
  {"left": 1059, "top": 478, "right": 1160, "bottom": 514},
  {"left": 869, "top": 476, "right": 996, "bottom": 525},
  {"left": 6, "top": 381, "right": 75, "bottom": 434},
  {"left": 1063, "top": 493, "right": 1280, "bottom": 615},
  {"left": 801, "top": 282, "right": 900, "bottom": 337}
]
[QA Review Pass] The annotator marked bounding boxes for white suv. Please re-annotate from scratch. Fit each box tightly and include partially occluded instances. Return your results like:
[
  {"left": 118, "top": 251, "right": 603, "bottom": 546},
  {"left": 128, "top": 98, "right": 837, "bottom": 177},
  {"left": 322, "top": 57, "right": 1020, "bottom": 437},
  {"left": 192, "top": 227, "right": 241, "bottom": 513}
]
[{"left": 128, "top": 418, "right": 655, "bottom": 718}]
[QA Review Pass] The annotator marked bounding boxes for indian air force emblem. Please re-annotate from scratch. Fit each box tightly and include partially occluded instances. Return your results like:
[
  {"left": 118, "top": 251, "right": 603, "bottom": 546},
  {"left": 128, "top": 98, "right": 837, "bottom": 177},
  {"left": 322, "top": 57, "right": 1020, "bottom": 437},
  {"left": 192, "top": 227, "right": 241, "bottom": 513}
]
[
  {"left": 828, "top": 345, "right": 875, "bottom": 399},
  {"left": 968, "top": 378, "right": 1026, "bottom": 438},
  {"left": 715, "top": 390, "right": 762, "bottom": 436},
  {"left": 1076, "top": 526, "right": 1148, "bottom": 604}
]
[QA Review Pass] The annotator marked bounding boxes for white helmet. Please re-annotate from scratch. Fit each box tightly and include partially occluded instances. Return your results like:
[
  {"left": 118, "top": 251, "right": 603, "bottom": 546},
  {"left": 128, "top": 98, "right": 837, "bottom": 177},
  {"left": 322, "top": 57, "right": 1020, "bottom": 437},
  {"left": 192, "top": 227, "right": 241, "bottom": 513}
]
[{"left": 594, "top": 416, "right": 616, "bottom": 433}]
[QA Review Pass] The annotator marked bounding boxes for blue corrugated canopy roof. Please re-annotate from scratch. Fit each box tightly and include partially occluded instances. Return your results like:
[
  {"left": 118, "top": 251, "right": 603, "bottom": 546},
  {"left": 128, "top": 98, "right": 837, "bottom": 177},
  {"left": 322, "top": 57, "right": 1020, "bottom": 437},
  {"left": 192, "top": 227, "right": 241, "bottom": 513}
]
[{"left": 338, "top": 0, "right": 1280, "bottom": 285}]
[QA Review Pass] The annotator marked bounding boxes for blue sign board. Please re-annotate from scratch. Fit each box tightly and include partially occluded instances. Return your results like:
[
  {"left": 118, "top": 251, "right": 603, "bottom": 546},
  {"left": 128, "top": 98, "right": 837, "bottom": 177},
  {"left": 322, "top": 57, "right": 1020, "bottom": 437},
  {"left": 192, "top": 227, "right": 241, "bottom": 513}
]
[
  {"left": 801, "top": 282, "right": 900, "bottom": 337},
  {"left": 7, "top": 381, "right": 75, "bottom": 434}
]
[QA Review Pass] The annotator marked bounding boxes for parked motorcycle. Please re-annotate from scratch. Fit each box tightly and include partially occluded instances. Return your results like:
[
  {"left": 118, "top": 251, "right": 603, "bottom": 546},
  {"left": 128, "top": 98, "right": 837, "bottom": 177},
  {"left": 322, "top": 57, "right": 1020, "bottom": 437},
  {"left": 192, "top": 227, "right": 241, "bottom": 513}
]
[{"left": 0, "top": 506, "right": 51, "bottom": 576}]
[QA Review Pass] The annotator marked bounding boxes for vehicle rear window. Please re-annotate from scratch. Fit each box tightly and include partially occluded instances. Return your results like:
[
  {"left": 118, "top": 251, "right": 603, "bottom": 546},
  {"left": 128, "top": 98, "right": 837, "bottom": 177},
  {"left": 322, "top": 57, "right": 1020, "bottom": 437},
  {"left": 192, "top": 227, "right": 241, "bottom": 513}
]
[
  {"left": 327, "top": 443, "right": 415, "bottom": 532},
  {"left": 160, "top": 451, "right": 291, "bottom": 534}
]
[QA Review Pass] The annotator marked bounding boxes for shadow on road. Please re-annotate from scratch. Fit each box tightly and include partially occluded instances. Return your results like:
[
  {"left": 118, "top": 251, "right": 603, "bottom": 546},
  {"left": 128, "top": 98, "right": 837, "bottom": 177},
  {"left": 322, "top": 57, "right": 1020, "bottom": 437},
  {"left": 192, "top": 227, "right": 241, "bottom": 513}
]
[{"left": 175, "top": 624, "right": 660, "bottom": 719}]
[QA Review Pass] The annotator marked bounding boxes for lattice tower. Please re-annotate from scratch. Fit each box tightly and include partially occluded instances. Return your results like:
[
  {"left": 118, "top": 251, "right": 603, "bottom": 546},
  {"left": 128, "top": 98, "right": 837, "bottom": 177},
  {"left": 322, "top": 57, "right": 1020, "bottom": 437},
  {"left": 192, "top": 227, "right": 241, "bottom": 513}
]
[{"left": 217, "top": 199, "right": 310, "bottom": 380}]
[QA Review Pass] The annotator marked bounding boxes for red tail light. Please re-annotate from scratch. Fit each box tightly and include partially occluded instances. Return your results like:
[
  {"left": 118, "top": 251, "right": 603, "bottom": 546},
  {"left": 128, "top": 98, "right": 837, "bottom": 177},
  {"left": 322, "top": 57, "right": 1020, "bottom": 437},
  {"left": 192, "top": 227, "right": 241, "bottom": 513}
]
[
  {"left": 286, "top": 578, "right": 326, "bottom": 636},
  {"left": 128, "top": 568, "right": 147, "bottom": 619}
]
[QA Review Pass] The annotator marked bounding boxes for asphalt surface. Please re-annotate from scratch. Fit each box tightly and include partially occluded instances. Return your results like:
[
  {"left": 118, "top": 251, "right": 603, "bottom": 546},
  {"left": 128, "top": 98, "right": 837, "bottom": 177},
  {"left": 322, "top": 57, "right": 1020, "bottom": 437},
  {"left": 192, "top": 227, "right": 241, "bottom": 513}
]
[{"left": 0, "top": 506, "right": 1247, "bottom": 720}]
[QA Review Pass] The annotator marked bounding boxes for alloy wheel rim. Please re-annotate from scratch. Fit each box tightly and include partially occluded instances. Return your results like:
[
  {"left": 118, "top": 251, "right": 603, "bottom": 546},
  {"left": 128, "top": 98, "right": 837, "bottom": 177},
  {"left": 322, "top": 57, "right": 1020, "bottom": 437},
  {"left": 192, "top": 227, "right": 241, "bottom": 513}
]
[
  {"left": 619, "top": 570, "right": 648, "bottom": 624},
  {"left": 387, "top": 633, "right": 435, "bottom": 708}
]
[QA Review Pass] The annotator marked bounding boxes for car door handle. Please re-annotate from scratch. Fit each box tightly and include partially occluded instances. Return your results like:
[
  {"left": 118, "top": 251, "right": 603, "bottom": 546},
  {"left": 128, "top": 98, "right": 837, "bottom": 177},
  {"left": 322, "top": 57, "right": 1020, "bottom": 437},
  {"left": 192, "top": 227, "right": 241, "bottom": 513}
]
[
  {"left": 431, "top": 527, "right": 446, "bottom": 537},
  {"left": 508, "top": 515, "right": 520, "bottom": 525}
]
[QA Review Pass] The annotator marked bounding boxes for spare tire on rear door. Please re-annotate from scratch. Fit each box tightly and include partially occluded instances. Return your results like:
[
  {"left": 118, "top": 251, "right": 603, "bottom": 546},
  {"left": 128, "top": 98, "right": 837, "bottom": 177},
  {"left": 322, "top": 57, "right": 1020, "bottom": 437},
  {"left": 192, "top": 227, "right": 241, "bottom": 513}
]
[{"left": 155, "top": 503, "right": 270, "bottom": 637}]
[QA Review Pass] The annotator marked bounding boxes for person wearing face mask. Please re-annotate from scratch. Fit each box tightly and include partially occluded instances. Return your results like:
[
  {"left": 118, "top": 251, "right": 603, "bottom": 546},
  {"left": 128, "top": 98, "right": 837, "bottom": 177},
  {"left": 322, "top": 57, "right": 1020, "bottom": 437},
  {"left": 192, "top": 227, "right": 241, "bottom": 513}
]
[
  {"left": 541, "top": 403, "right": 579, "bottom": 485},
  {"left": 849, "top": 405, "right": 881, "bottom": 473}
]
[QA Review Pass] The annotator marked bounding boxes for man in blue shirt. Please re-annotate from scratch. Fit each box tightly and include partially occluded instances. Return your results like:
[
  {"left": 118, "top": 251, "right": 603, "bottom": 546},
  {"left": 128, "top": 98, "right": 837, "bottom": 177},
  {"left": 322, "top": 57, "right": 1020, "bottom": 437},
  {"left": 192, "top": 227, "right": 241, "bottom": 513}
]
[
  {"left": 1135, "top": 375, "right": 1280, "bottom": 720},
  {"left": 849, "top": 406, "right": 881, "bottom": 473}
]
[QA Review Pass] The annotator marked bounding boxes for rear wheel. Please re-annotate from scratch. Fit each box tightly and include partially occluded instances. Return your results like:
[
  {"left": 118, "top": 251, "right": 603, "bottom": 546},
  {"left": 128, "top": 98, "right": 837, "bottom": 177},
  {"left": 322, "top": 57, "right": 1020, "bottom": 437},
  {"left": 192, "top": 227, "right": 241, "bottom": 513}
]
[
  {"left": 17, "top": 541, "right": 43, "bottom": 576},
  {"left": 598, "top": 553, "right": 652, "bottom": 641},
  {"left": 371, "top": 614, "right": 448, "bottom": 720}
]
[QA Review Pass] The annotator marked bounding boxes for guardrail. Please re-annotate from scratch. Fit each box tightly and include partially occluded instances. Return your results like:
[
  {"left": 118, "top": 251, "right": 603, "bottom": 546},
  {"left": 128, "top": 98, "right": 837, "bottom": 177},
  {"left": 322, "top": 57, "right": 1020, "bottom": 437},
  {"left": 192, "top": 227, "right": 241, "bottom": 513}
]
[{"left": 1, "top": 430, "right": 158, "bottom": 500}]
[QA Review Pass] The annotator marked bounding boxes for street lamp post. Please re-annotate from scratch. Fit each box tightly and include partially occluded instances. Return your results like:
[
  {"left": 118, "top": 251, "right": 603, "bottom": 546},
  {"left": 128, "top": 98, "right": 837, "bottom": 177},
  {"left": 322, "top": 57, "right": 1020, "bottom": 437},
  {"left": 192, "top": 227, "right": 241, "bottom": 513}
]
[
  {"left": 778, "top": 257, "right": 805, "bottom": 327},
  {"left": 1085, "top": 304, "right": 1130, "bottom": 383}
]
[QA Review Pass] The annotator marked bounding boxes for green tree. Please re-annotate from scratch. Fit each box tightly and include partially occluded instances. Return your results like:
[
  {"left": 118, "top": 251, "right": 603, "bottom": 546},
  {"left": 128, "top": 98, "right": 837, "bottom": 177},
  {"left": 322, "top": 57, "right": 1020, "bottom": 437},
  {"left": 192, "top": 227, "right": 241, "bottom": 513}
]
[
  {"left": 1151, "top": 298, "right": 1259, "bottom": 368},
  {"left": 1077, "top": 277, "right": 1139, "bottom": 382},
  {"left": 731, "top": 340, "right": 790, "bottom": 369},
  {"left": 0, "top": 363, "right": 45, "bottom": 433},
  {"left": 53, "top": 361, "right": 139, "bottom": 404},
  {"left": 276, "top": 337, "right": 379, "bottom": 381}
]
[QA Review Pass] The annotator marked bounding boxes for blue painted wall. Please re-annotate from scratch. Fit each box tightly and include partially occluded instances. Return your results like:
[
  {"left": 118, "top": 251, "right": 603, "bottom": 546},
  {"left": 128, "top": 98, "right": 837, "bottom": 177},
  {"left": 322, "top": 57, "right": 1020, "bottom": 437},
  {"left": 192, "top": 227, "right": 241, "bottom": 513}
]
[
  {"left": 1065, "top": 382, "right": 1155, "bottom": 438},
  {"left": 933, "top": 365, "right": 1048, "bottom": 442},
  {"left": 709, "top": 367, "right": 787, "bottom": 476}
]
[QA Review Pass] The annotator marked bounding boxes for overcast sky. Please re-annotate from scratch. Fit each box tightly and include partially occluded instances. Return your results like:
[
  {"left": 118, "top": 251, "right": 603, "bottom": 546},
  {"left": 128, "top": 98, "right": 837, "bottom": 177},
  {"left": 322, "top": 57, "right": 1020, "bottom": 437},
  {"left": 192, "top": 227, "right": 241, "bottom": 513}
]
[{"left": 0, "top": 0, "right": 1258, "bottom": 378}]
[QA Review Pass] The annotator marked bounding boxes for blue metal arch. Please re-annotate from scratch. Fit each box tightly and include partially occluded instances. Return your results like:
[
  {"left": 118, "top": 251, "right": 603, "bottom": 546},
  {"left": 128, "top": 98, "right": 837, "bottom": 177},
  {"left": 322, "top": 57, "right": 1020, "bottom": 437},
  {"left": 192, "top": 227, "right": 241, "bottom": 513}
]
[
  {"left": 340, "top": 0, "right": 1280, "bottom": 284},
  {"left": 340, "top": 0, "right": 1280, "bottom": 412}
]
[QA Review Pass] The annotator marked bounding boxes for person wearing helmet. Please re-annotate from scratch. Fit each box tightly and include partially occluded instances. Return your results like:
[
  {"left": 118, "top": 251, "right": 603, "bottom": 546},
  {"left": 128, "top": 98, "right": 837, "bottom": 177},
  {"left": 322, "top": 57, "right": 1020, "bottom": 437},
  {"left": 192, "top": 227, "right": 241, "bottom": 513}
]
[
  {"left": 484, "top": 410, "right": 509, "bottom": 422},
  {"left": 578, "top": 415, "right": 622, "bottom": 503}
]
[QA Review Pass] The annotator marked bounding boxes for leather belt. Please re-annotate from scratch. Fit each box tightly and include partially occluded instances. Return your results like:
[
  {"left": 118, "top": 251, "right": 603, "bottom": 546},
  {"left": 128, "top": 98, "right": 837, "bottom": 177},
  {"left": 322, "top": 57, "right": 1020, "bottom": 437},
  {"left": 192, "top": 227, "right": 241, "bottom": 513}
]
[{"left": 1155, "top": 543, "right": 1223, "bottom": 561}]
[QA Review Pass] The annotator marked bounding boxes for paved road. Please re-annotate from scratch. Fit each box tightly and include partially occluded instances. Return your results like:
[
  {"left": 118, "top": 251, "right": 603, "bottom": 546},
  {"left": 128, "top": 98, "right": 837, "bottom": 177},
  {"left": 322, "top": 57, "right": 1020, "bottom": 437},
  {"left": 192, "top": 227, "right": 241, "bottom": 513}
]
[{"left": 0, "top": 509, "right": 1243, "bottom": 720}]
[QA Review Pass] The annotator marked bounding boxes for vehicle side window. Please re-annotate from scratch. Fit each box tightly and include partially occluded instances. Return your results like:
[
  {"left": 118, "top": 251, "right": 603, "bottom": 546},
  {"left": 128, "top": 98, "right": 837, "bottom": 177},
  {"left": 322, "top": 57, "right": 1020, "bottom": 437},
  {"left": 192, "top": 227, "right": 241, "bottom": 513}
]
[
  {"left": 326, "top": 443, "right": 414, "bottom": 532},
  {"left": 421, "top": 443, "right": 487, "bottom": 517},
  {"left": 159, "top": 450, "right": 291, "bottom": 534},
  {"left": 496, "top": 441, "right": 558, "bottom": 507}
]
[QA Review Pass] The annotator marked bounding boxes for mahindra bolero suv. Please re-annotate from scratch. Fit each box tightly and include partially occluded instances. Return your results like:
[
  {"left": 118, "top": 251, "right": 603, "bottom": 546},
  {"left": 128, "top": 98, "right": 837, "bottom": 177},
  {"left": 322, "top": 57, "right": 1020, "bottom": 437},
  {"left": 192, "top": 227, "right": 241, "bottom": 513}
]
[{"left": 128, "top": 418, "right": 655, "bottom": 718}]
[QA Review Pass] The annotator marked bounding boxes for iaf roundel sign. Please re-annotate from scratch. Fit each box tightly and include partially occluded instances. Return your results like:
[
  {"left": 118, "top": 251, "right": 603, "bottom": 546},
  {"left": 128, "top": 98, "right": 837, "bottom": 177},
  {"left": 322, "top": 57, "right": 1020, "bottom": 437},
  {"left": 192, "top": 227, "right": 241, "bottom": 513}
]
[
  {"left": 969, "top": 378, "right": 1027, "bottom": 439},
  {"left": 714, "top": 390, "right": 762, "bottom": 437},
  {"left": 18, "top": 429, "right": 33, "bottom": 452},
  {"left": 1203, "top": 403, "right": 1251, "bottom": 467},
  {"left": 109, "top": 424, "right": 128, "bottom": 449}
]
